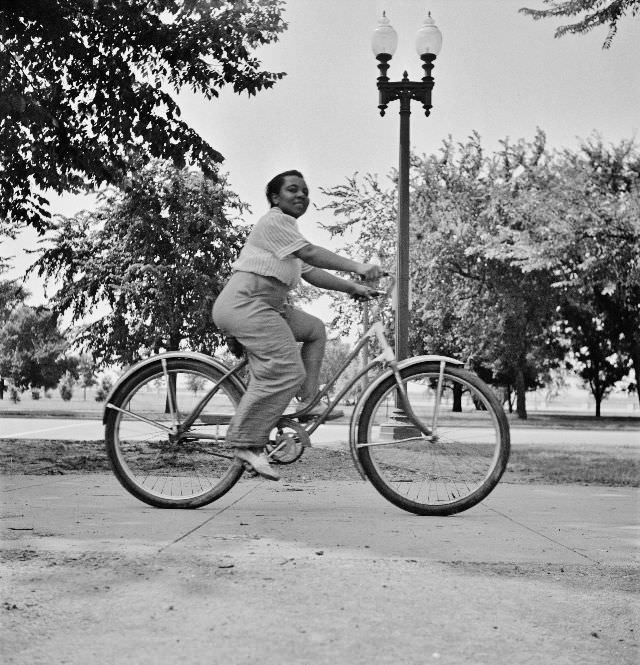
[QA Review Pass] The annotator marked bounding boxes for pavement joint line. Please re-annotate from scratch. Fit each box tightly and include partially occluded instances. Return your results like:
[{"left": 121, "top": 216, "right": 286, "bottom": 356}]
[
  {"left": 156, "top": 481, "right": 264, "bottom": 554},
  {"left": 485, "top": 504, "right": 600, "bottom": 564},
  {"left": 1, "top": 478, "right": 64, "bottom": 493}
]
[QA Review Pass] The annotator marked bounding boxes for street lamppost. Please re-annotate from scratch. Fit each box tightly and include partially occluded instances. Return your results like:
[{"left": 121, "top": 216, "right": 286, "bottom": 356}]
[{"left": 371, "top": 11, "right": 442, "bottom": 361}]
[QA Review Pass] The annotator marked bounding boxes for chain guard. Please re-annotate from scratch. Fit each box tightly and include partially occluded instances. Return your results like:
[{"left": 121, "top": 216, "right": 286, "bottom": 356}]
[{"left": 266, "top": 418, "right": 310, "bottom": 464}]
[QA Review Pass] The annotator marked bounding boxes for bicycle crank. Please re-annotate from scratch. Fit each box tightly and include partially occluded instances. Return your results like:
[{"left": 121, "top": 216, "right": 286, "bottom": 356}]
[{"left": 266, "top": 419, "right": 310, "bottom": 464}]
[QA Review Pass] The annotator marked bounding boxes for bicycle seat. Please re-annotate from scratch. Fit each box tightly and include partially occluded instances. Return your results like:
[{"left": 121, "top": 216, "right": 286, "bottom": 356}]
[{"left": 226, "top": 335, "right": 245, "bottom": 358}]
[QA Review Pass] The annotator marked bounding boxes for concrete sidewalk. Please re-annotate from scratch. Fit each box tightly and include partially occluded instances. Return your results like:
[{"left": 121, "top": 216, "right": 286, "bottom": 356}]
[{"left": 2, "top": 474, "right": 638, "bottom": 665}]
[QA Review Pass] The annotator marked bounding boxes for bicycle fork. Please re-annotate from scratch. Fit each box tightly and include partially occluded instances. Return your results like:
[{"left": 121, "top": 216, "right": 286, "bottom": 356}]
[{"left": 367, "top": 321, "right": 433, "bottom": 439}]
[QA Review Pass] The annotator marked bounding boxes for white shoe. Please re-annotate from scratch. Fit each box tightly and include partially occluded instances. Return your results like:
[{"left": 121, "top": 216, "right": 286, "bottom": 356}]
[
  {"left": 234, "top": 449, "right": 280, "bottom": 481},
  {"left": 286, "top": 399, "right": 344, "bottom": 420}
]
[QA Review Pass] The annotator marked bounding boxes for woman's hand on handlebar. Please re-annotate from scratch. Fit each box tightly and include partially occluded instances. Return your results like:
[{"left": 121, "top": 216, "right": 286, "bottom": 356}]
[
  {"left": 349, "top": 282, "right": 383, "bottom": 302},
  {"left": 357, "top": 263, "right": 386, "bottom": 281}
]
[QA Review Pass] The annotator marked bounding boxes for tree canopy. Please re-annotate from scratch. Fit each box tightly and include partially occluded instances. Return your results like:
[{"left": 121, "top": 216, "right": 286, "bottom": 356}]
[
  {"left": 0, "top": 260, "right": 27, "bottom": 325},
  {"left": 0, "top": 304, "right": 73, "bottom": 391},
  {"left": 32, "top": 159, "right": 248, "bottom": 366},
  {"left": 321, "top": 131, "right": 640, "bottom": 418},
  {"left": 520, "top": 0, "right": 640, "bottom": 48},
  {"left": 0, "top": 0, "right": 285, "bottom": 234}
]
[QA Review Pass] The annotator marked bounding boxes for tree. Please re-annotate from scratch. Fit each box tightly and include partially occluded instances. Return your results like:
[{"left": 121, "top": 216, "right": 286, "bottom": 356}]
[
  {"left": 0, "top": 262, "right": 28, "bottom": 398},
  {"left": 0, "top": 304, "right": 73, "bottom": 391},
  {"left": 0, "top": 0, "right": 286, "bottom": 234},
  {"left": 58, "top": 370, "right": 75, "bottom": 401},
  {"left": 322, "top": 131, "right": 639, "bottom": 418},
  {"left": 0, "top": 260, "right": 27, "bottom": 324},
  {"left": 319, "top": 172, "right": 397, "bottom": 342},
  {"left": 77, "top": 353, "right": 98, "bottom": 400},
  {"left": 559, "top": 303, "right": 628, "bottom": 416},
  {"left": 520, "top": 0, "right": 640, "bottom": 48},
  {"left": 33, "top": 160, "right": 249, "bottom": 365},
  {"left": 322, "top": 132, "right": 563, "bottom": 419},
  {"left": 541, "top": 137, "right": 640, "bottom": 411},
  {"left": 186, "top": 372, "right": 205, "bottom": 396},
  {"left": 94, "top": 374, "right": 113, "bottom": 402},
  {"left": 319, "top": 338, "right": 362, "bottom": 403}
]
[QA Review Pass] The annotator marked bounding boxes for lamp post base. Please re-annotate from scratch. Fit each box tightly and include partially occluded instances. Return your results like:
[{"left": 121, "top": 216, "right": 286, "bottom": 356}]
[{"left": 379, "top": 408, "right": 422, "bottom": 440}]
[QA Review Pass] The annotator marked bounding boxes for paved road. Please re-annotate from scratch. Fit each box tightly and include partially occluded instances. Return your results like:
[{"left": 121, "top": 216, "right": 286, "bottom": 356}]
[
  {"left": 2, "top": 474, "right": 638, "bottom": 665},
  {"left": 2, "top": 415, "right": 638, "bottom": 664},
  {"left": 1, "top": 416, "right": 638, "bottom": 450}
]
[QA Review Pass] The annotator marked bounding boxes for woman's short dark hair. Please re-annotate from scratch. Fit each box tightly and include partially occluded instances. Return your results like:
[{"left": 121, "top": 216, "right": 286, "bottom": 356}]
[{"left": 266, "top": 170, "right": 305, "bottom": 206}]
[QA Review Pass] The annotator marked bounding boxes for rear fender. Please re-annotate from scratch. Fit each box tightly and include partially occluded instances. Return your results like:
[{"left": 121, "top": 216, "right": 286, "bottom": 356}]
[{"left": 102, "top": 351, "right": 245, "bottom": 424}]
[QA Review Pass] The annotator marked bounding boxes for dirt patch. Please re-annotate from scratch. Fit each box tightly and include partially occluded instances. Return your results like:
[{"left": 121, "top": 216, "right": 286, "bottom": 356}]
[
  {"left": 0, "top": 438, "right": 638, "bottom": 486},
  {"left": 0, "top": 439, "right": 362, "bottom": 481},
  {"left": 0, "top": 440, "right": 112, "bottom": 475}
]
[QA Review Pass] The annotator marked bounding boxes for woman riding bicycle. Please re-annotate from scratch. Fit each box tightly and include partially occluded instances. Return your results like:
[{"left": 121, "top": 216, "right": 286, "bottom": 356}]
[{"left": 212, "top": 170, "right": 384, "bottom": 480}]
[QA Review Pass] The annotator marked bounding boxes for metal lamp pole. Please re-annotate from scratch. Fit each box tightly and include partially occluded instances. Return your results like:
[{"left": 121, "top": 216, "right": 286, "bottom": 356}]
[{"left": 371, "top": 12, "right": 442, "bottom": 361}]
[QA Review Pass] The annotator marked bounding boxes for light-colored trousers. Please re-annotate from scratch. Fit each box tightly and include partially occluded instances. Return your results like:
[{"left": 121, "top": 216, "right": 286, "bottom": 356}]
[{"left": 212, "top": 271, "right": 326, "bottom": 449}]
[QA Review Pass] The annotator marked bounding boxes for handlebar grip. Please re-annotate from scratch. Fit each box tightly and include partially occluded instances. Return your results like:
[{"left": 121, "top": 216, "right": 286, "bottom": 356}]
[
  {"left": 350, "top": 290, "right": 384, "bottom": 302},
  {"left": 359, "top": 270, "right": 391, "bottom": 281}
]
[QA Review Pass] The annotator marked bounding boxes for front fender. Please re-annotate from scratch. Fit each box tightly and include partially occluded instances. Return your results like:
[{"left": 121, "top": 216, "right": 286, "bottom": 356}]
[
  {"left": 102, "top": 351, "right": 245, "bottom": 424},
  {"left": 348, "top": 354, "right": 463, "bottom": 479}
]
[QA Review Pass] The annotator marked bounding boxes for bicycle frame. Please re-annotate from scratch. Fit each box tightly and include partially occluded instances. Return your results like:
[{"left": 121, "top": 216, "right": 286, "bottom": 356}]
[
  {"left": 178, "top": 320, "right": 454, "bottom": 441},
  {"left": 103, "top": 320, "right": 462, "bottom": 447}
]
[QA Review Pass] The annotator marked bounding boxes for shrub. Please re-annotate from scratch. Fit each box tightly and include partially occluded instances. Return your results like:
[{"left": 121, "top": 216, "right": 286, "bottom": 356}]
[
  {"left": 58, "top": 372, "right": 76, "bottom": 401},
  {"left": 59, "top": 383, "right": 73, "bottom": 401},
  {"left": 94, "top": 376, "right": 113, "bottom": 402}
]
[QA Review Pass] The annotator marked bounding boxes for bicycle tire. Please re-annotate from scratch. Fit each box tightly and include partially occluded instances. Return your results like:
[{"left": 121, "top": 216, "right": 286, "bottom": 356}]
[
  {"left": 104, "top": 357, "right": 245, "bottom": 508},
  {"left": 356, "top": 361, "right": 510, "bottom": 516}
]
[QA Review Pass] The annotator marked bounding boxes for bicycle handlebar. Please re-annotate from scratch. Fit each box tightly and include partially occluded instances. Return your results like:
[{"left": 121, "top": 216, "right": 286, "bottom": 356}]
[
  {"left": 350, "top": 271, "right": 394, "bottom": 302},
  {"left": 350, "top": 290, "right": 384, "bottom": 302}
]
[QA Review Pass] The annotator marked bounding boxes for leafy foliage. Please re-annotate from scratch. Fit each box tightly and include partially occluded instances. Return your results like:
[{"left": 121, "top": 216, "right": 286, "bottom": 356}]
[
  {"left": 58, "top": 370, "right": 75, "bottom": 401},
  {"left": 94, "top": 374, "right": 113, "bottom": 402},
  {"left": 321, "top": 131, "right": 640, "bottom": 418},
  {"left": 0, "top": 260, "right": 28, "bottom": 325},
  {"left": 0, "top": 0, "right": 286, "bottom": 233},
  {"left": 32, "top": 160, "right": 248, "bottom": 365},
  {"left": 544, "top": 137, "right": 640, "bottom": 412},
  {"left": 76, "top": 353, "right": 98, "bottom": 399},
  {"left": 0, "top": 304, "right": 73, "bottom": 390},
  {"left": 519, "top": 0, "right": 640, "bottom": 48},
  {"left": 319, "top": 338, "right": 362, "bottom": 402}
]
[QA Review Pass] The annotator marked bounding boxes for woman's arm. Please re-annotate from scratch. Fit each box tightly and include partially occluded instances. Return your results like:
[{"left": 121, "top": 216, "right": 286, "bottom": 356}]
[
  {"left": 301, "top": 267, "right": 357, "bottom": 294},
  {"left": 294, "top": 244, "right": 382, "bottom": 280},
  {"left": 301, "top": 267, "right": 379, "bottom": 299}
]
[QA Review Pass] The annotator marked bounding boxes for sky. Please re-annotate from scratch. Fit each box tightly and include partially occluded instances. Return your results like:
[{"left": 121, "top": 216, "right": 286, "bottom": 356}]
[{"left": 3, "top": 0, "right": 640, "bottom": 308}]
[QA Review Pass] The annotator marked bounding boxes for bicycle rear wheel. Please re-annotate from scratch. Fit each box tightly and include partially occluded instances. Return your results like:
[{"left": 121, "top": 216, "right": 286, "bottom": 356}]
[
  {"left": 356, "top": 361, "right": 510, "bottom": 516},
  {"left": 104, "top": 357, "right": 244, "bottom": 508}
]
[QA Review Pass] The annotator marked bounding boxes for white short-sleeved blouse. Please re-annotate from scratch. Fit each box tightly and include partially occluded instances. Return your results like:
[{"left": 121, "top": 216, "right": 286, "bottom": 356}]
[{"left": 231, "top": 207, "right": 313, "bottom": 288}]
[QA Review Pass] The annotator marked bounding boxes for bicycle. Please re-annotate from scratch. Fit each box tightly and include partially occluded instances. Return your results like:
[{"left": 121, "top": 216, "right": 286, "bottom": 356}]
[{"left": 103, "top": 283, "right": 510, "bottom": 516}]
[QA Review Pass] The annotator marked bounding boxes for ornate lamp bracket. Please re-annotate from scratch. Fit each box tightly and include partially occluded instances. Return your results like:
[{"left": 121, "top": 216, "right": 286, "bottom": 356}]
[{"left": 376, "top": 55, "right": 436, "bottom": 117}]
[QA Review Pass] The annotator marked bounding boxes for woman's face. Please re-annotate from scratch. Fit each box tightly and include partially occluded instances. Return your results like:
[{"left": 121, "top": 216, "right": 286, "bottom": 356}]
[{"left": 272, "top": 175, "right": 309, "bottom": 218}]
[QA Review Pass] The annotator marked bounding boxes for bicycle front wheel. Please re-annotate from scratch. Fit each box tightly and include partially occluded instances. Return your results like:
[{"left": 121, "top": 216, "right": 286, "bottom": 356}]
[
  {"left": 356, "top": 361, "right": 510, "bottom": 516},
  {"left": 104, "top": 358, "right": 244, "bottom": 508}
]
